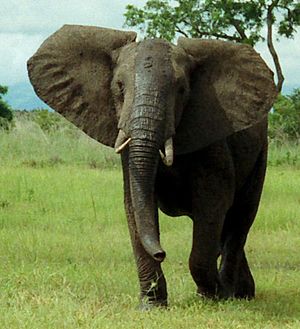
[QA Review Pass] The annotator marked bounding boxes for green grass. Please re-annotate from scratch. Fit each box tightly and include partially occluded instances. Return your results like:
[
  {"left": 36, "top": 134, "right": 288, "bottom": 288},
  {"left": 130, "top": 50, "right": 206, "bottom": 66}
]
[
  {"left": 268, "top": 141, "right": 300, "bottom": 168},
  {"left": 0, "top": 116, "right": 119, "bottom": 169},
  {"left": 0, "top": 166, "right": 299, "bottom": 328},
  {"left": 0, "top": 118, "right": 299, "bottom": 328}
]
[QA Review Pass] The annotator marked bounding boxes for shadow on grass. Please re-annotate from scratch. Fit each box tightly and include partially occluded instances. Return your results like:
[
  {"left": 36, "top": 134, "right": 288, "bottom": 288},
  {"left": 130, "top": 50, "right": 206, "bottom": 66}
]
[
  {"left": 172, "top": 288, "right": 299, "bottom": 322},
  {"left": 252, "top": 289, "right": 300, "bottom": 319}
]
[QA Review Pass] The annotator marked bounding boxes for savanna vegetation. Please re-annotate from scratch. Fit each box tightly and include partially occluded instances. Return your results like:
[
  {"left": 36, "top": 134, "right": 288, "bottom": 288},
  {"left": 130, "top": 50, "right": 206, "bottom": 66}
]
[
  {"left": 0, "top": 0, "right": 299, "bottom": 321},
  {"left": 0, "top": 91, "right": 299, "bottom": 327}
]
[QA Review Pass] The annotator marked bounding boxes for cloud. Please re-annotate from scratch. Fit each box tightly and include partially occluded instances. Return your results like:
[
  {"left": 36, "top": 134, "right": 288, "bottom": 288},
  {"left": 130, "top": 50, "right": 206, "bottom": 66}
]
[
  {"left": 1, "top": 0, "right": 144, "bottom": 85},
  {"left": 1, "top": 33, "right": 45, "bottom": 85},
  {"left": 1, "top": 0, "right": 129, "bottom": 34}
]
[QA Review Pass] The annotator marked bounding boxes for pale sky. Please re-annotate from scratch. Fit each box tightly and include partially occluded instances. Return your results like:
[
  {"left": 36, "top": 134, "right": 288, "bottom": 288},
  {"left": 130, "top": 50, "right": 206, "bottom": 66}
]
[{"left": 1, "top": 0, "right": 299, "bottom": 94}]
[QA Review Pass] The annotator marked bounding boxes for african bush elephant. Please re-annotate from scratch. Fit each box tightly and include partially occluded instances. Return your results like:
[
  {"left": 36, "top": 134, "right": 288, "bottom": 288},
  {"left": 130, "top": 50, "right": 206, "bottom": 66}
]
[{"left": 27, "top": 25, "right": 277, "bottom": 308}]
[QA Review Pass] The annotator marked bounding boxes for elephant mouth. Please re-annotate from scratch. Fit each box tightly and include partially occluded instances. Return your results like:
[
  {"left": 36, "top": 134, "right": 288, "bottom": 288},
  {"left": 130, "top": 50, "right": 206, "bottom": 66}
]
[{"left": 114, "top": 129, "right": 174, "bottom": 167}]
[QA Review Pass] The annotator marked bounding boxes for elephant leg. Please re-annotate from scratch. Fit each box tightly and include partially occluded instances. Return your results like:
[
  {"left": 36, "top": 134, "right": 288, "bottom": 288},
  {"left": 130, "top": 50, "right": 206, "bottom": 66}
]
[
  {"left": 219, "top": 234, "right": 255, "bottom": 299},
  {"left": 219, "top": 149, "right": 267, "bottom": 299},
  {"left": 219, "top": 232, "right": 254, "bottom": 299},
  {"left": 235, "top": 251, "right": 255, "bottom": 299},
  {"left": 121, "top": 151, "right": 167, "bottom": 308},
  {"left": 189, "top": 143, "right": 236, "bottom": 298},
  {"left": 189, "top": 218, "right": 224, "bottom": 298}
]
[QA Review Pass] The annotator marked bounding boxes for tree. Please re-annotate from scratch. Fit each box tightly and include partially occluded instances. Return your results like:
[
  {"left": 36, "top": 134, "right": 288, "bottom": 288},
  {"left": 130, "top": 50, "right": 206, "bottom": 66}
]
[
  {"left": 0, "top": 85, "right": 13, "bottom": 127},
  {"left": 124, "top": 0, "right": 300, "bottom": 93}
]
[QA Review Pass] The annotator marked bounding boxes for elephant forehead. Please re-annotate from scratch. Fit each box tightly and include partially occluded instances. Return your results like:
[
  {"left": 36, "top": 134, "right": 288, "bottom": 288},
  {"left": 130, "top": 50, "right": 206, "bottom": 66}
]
[{"left": 135, "top": 39, "right": 174, "bottom": 80}]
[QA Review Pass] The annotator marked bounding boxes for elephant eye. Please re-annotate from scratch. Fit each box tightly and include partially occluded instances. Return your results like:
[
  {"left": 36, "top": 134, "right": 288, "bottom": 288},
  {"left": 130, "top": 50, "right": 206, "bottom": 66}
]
[
  {"left": 117, "top": 80, "right": 125, "bottom": 103},
  {"left": 117, "top": 81, "right": 124, "bottom": 94}
]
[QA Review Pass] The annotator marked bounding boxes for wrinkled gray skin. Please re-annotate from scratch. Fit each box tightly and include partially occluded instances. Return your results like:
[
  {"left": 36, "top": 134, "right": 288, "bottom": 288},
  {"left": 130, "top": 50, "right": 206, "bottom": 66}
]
[{"left": 27, "top": 25, "right": 277, "bottom": 308}]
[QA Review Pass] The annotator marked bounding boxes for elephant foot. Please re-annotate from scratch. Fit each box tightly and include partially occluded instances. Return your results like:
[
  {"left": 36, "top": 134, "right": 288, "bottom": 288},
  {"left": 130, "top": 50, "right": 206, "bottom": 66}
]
[
  {"left": 234, "top": 268, "right": 255, "bottom": 299},
  {"left": 139, "top": 279, "right": 168, "bottom": 310},
  {"left": 219, "top": 263, "right": 255, "bottom": 300},
  {"left": 197, "top": 286, "right": 217, "bottom": 299},
  {"left": 196, "top": 279, "right": 223, "bottom": 300},
  {"left": 197, "top": 283, "right": 235, "bottom": 300},
  {"left": 139, "top": 297, "right": 168, "bottom": 311}
]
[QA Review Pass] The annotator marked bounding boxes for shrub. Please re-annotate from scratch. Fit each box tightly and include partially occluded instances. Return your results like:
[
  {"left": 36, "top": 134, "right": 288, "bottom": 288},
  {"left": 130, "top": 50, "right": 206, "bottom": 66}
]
[
  {"left": 268, "top": 88, "right": 300, "bottom": 143},
  {"left": 32, "top": 109, "right": 63, "bottom": 132},
  {"left": 0, "top": 85, "right": 14, "bottom": 129}
]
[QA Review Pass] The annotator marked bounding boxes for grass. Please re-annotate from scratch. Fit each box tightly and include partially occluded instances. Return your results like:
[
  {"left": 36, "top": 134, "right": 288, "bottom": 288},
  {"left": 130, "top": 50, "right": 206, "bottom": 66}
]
[
  {"left": 268, "top": 141, "right": 300, "bottom": 168},
  {"left": 0, "top": 116, "right": 119, "bottom": 169},
  {"left": 0, "top": 117, "right": 299, "bottom": 328}
]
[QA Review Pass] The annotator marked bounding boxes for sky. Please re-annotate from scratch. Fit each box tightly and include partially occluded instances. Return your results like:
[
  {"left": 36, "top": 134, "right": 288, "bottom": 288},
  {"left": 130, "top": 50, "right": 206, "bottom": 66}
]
[{"left": 1, "top": 0, "right": 299, "bottom": 108}]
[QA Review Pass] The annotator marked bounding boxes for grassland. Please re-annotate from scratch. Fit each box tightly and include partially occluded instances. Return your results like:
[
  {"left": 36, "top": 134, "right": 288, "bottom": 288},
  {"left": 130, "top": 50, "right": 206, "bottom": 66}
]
[{"left": 0, "top": 116, "right": 299, "bottom": 328}]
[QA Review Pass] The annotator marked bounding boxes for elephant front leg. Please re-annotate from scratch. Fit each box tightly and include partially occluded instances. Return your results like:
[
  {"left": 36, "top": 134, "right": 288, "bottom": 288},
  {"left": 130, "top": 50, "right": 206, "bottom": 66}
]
[
  {"left": 124, "top": 191, "right": 167, "bottom": 308},
  {"left": 122, "top": 152, "right": 167, "bottom": 308},
  {"left": 189, "top": 218, "right": 224, "bottom": 298}
]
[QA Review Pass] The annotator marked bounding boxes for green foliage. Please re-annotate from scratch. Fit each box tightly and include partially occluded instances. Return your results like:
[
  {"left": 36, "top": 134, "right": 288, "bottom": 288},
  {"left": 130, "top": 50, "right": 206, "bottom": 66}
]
[
  {"left": 31, "top": 109, "right": 65, "bottom": 132},
  {"left": 0, "top": 85, "right": 13, "bottom": 129},
  {"left": 268, "top": 142, "right": 300, "bottom": 167},
  {"left": 269, "top": 88, "right": 300, "bottom": 142},
  {"left": 15, "top": 109, "right": 83, "bottom": 138},
  {"left": 125, "top": 0, "right": 300, "bottom": 44},
  {"left": 125, "top": 1, "right": 299, "bottom": 92},
  {"left": 277, "top": 0, "right": 300, "bottom": 37}
]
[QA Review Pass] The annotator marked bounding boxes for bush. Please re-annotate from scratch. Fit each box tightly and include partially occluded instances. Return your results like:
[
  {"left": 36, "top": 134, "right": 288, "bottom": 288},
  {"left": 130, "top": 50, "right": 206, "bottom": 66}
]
[
  {"left": 268, "top": 88, "right": 300, "bottom": 143},
  {"left": 31, "top": 109, "right": 63, "bottom": 132},
  {"left": 0, "top": 85, "right": 14, "bottom": 129},
  {"left": 14, "top": 109, "right": 82, "bottom": 138}
]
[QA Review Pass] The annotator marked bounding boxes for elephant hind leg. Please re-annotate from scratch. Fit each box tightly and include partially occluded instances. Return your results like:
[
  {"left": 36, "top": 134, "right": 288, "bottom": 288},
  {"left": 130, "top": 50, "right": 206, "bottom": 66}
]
[{"left": 219, "top": 148, "right": 267, "bottom": 299}]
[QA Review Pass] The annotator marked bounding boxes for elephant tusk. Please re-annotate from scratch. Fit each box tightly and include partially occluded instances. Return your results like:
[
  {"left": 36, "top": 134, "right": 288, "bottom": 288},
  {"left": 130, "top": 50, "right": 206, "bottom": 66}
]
[
  {"left": 115, "top": 138, "right": 132, "bottom": 154},
  {"left": 159, "top": 138, "right": 173, "bottom": 166},
  {"left": 114, "top": 130, "right": 132, "bottom": 154}
]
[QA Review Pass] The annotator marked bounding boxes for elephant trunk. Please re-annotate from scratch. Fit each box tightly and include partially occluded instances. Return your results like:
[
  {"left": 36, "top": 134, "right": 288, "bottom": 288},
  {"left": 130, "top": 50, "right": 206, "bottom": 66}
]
[
  {"left": 126, "top": 39, "right": 176, "bottom": 262},
  {"left": 129, "top": 139, "right": 165, "bottom": 262},
  {"left": 128, "top": 100, "right": 166, "bottom": 262}
]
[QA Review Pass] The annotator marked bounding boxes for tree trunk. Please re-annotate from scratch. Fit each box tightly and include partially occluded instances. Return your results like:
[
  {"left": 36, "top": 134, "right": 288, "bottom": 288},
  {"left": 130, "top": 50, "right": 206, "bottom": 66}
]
[{"left": 267, "top": 1, "right": 284, "bottom": 93}]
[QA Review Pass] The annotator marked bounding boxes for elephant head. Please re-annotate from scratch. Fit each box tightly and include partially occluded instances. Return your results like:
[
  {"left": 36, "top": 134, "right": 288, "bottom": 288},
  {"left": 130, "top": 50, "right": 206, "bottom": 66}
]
[{"left": 27, "top": 25, "right": 277, "bottom": 262}]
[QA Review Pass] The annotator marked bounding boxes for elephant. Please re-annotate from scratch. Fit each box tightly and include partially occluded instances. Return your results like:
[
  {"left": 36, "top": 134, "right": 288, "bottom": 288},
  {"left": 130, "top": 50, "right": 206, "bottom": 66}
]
[{"left": 27, "top": 25, "right": 277, "bottom": 308}]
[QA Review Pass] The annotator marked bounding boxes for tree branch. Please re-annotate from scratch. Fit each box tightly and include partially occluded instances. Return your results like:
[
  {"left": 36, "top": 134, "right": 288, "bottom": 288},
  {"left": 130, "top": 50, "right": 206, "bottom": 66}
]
[
  {"left": 267, "top": 0, "right": 284, "bottom": 93},
  {"left": 199, "top": 30, "right": 242, "bottom": 42},
  {"left": 181, "top": 19, "right": 242, "bottom": 42},
  {"left": 231, "top": 19, "right": 248, "bottom": 41},
  {"left": 175, "top": 25, "right": 189, "bottom": 38}
]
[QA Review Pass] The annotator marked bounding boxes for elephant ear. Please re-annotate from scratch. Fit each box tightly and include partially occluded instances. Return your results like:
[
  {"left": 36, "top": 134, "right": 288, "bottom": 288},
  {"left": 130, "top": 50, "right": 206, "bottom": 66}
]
[
  {"left": 174, "top": 38, "right": 277, "bottom": 155},
  {"left": 27, "top": 25, "right": 136, "bottom": 147}
]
